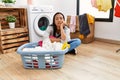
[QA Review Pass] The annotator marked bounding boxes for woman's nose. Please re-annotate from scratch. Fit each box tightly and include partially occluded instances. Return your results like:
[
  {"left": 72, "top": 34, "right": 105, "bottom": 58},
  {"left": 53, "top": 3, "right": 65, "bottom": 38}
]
[{"left": 57, "top": 19, "right": 61, "bottom": 21}]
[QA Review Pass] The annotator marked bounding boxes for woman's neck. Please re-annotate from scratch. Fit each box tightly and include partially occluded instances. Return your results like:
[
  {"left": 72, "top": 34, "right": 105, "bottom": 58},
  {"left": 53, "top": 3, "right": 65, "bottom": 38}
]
[{"left": 56, "top": 29, "right": 60, "bottom": 34}]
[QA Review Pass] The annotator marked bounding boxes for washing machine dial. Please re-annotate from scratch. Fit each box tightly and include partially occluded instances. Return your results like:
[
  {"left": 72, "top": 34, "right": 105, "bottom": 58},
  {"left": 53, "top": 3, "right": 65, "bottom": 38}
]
[
  {"left": 32, "top": 7, "right": 39, "bottom": 11},
  {"left": 40, "top": 9, "right": 44, "bottom": 12}
]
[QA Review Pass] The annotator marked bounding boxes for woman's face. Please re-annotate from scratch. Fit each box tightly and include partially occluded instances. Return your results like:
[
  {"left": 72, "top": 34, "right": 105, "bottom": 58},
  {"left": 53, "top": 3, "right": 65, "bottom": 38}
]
[{"left": 54, "top": 14, "right": 64, "bottom": 30}]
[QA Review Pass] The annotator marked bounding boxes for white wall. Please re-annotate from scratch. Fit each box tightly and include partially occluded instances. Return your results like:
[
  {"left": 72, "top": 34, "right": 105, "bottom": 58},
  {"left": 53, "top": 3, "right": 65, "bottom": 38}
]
[
  {"left": 15, "top": 0, "right": 27, "bottom": 6},
  {"left": 95, "top": 0, "right": 120, "bottom": 41},
  {"left": 15, "top": 0, "right": 76, "bottom": 17},
  {"left": 57, "top": 0, "right": 76, "bottom": 17},
  {"left": 15, "top": 0, "right": 120, "bottom": 41},
  {"left": 15, "top": 0, "right": 58, "bottom": 12},
  {"left": 95, "top": 17, "right": 120, "bottom": 41}
]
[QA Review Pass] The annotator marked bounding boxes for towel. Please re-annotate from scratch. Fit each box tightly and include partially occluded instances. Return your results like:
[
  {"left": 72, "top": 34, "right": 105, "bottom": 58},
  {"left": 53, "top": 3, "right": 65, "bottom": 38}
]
[
  {"left": 96, "top": 0, "right": 112, "bottom": 12},
  {"left": 79, "top": 14, "right": 90, "bottom": 36},
  {"left": 87, "top": 14, "right": 95, "bottom": 24},
  {"left": 91, "top": 0, "right": 97, "bottom": 8},
  {"left": 114, "top": 0, "right": 120, "bottom": 17},
  {"left": 69, "top": 16, "right": 76, "bottom": 33}
]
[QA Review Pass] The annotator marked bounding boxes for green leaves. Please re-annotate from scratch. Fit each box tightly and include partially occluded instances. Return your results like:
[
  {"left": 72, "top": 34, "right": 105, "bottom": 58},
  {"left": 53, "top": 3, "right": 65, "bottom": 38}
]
[
  {"left": 6, "top": 15, "right": 16, "bottom": 22},
  {"left": 2, "top": 0, "right": 16, "bottom": 3}
]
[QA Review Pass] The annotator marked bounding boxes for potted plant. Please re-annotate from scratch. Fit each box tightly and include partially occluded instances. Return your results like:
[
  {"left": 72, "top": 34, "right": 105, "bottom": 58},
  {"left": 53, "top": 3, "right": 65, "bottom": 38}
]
[
  {"left": 2, "top": 0, "right": 16, "bottom": 7},
  {"left": 6, "top": 15, "right": 16, "bottom": 28}
]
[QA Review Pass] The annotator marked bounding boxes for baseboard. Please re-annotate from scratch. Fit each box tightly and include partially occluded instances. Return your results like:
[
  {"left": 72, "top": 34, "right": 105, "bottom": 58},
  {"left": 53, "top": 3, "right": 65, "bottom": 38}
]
[{"left": 95, "top": 37, "right": 120, "bottom": 45}]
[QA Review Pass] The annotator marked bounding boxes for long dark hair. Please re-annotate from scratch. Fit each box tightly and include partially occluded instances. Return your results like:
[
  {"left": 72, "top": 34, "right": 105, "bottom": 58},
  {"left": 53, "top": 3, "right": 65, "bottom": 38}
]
[{"left": 51, "top": 12, "right": 65, "bottom": 37}]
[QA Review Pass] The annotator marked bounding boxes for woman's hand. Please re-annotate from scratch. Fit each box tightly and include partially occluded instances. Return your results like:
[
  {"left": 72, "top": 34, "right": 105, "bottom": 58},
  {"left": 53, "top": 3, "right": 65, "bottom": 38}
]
[
  {"left": 61, "top": 21, "right": 67, "bottom": 27},
  {"left": 60, "top": 21, "right": 67, "bottom": 41}
]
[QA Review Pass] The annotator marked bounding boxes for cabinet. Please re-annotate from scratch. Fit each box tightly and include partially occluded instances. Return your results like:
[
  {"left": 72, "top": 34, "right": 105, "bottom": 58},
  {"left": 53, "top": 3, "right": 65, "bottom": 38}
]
[{"left": 0, "top": 8, "right": 29, "bottom": 54}]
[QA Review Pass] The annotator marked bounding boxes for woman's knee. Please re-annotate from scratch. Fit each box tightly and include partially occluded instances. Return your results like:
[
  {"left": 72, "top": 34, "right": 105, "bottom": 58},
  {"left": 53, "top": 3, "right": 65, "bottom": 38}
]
[{"left": 76, "top": 38, "right": 81, "bottom": 45}]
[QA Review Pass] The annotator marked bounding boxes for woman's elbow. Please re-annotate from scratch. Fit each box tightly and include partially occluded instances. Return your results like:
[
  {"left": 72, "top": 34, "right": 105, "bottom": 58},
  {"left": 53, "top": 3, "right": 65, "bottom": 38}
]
[{"left": 61, "top": 36, "right": 66, "bottom": 41}]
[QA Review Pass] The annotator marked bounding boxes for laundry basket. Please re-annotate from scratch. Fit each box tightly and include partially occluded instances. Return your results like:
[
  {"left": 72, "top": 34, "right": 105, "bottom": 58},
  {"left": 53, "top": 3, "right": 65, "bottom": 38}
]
[{"left": 17, "top": 42, "right": 68, "bottom": 69}]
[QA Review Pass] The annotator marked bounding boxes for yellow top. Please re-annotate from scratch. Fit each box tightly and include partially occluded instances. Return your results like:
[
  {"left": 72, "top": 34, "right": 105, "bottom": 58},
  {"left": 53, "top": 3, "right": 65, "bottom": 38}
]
[
  {"left": 96, "top": 0, "right": 112, "bottom": 12},
  {"left": 87, "top": 14, "right": 94, "bottom": 24}
]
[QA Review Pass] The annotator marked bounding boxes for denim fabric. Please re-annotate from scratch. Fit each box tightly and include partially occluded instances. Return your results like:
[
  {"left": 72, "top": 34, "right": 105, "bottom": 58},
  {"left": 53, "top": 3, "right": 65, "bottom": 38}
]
[{"left": 68, "top": 38, "right": 81, "bottom": 51}]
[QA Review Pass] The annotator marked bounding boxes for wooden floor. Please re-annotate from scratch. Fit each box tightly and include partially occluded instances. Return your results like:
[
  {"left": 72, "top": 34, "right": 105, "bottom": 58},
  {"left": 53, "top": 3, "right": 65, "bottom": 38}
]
[{"left": 0, "top": 41, "right": 120, "bottom": 80}]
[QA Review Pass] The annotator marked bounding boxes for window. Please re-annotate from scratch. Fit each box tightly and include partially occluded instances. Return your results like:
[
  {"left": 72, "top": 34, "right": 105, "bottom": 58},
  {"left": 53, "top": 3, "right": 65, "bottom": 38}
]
[{"left": 77, "top": 0, "right": 115, "bottom": 22}]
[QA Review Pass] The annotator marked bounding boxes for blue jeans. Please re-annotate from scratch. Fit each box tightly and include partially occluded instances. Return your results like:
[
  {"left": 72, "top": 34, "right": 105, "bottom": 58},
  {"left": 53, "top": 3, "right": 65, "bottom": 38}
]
[{"left": 68, "top": 38, "right": 81, "bottom": 52}]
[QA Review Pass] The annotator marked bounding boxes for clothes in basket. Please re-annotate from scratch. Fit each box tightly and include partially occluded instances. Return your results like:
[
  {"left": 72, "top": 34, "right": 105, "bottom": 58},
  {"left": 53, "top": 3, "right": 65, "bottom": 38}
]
[{"left": 17, "top": 42, "right": 68, "bottom": 69}]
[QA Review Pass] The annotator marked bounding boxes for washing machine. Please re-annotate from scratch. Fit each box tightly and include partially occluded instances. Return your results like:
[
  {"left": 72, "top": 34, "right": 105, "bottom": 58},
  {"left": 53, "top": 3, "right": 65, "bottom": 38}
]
[{"left": 27, "top": 5, "right": 54, "bottom": 42}]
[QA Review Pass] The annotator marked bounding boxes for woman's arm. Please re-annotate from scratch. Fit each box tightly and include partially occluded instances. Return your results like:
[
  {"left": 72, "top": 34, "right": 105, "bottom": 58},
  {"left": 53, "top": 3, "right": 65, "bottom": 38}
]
[
  {"left": 50, "top": 37, "right": 61, "bottom": 43},
  {"left": 60, "top": 21, "right": 67, "bottom": 41}
]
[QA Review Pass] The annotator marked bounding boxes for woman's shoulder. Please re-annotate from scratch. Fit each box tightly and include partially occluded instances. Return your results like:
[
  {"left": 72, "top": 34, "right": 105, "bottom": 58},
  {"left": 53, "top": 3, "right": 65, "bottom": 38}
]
[
  {"left": 64, "top": 26, "right": 70, "bottom": 30},
  {"left": 64, "top": 26, "right": 70, "bottom": 33}
]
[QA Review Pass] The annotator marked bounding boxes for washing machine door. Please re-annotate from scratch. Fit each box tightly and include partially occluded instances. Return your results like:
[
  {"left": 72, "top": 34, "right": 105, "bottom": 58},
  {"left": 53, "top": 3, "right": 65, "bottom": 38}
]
[{"left": 34, "top": 14, "right": 52, "bottom": 37}]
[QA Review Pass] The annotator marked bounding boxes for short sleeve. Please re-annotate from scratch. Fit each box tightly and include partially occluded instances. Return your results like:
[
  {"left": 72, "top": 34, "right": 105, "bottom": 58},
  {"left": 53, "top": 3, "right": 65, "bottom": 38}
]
[{"left": 64, "top": 26, "right": 71, "bottom": 41}]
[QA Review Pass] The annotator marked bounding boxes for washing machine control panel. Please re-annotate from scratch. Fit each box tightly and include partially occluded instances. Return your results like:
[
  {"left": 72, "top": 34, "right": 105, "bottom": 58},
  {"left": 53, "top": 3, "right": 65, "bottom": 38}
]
[{"left": 29, "top": 5, "right": 54, "bottom": 13}]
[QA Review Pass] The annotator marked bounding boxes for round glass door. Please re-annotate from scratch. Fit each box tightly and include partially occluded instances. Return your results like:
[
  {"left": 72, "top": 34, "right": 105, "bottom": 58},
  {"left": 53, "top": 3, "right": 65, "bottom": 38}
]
[
  {"left": 38, "top": 17, "right": 49, "bottom": 31},
  {"left": 34, "top": 14, "right": 51, "bottom": 37}
]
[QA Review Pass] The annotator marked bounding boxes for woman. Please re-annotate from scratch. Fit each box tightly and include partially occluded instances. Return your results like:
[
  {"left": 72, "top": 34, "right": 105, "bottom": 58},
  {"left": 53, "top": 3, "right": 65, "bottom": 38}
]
[{"left": 50, "top": 12, "right": 81, "bottom": 55}]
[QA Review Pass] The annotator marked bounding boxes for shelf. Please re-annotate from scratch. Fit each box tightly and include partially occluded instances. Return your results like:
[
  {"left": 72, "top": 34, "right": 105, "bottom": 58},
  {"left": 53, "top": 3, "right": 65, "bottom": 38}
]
[
  {"left": 0, "top": 28, "right": 28, "bottom": 35},
  {"left": 0, "top": 8, "right": 29, "bottom": 54}
]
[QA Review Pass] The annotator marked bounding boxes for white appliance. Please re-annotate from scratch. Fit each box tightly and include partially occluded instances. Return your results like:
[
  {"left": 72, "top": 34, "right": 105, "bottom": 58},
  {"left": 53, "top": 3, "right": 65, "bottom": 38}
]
[{"left": 27, "top": 5, "right": 54, "bottom": 42}]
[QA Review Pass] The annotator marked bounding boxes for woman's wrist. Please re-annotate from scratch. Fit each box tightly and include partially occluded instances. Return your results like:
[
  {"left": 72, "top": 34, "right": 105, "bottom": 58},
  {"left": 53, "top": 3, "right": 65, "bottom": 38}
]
[{"left": 60, "top": 39, "right": 64, "bottom": 43}]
